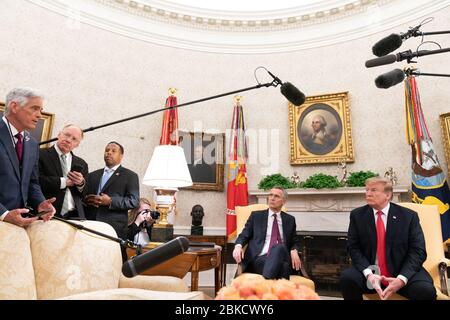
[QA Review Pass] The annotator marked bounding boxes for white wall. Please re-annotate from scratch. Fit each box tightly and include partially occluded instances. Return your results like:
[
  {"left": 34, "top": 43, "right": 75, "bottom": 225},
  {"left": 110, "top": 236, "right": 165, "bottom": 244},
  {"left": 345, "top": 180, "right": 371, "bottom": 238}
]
[{"left": 1, "top": 0, "right": 449, "bottom": 230}]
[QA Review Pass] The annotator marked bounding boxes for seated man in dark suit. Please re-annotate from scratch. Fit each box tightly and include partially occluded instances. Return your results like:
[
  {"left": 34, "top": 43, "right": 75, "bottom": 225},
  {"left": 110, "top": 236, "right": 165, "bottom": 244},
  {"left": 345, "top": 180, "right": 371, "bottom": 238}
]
[
  {"left": 340, "top": 177, "right": 436, "bottom": 300},
  {"left": 232, "top": 186, "right": 302, "bottom": 279},
  {"left": 39, "top": 124, "right": 88, "bottom": 219}
]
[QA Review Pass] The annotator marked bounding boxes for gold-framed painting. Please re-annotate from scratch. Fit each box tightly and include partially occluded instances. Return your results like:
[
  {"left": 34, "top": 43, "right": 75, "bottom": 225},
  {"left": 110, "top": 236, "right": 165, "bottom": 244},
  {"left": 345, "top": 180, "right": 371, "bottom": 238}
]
[
  {"left": 289, "top": 91, "right": 354, "bottom": 165},
  {"left": 0, "top": 102, "right": 55, "bottom": 148},
  {"left": 439, "top": 112, "right": 450, "bottom": 175},
  {"left": 179, "top": 130, "right": 224, "bottom": 191}
]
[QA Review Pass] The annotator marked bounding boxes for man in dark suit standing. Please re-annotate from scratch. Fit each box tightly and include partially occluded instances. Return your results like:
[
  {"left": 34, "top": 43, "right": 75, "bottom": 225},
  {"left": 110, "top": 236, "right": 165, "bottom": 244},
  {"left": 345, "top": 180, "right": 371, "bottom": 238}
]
[
  {"left": 39, "top": 125, "right": 88, "bottom": 219},
  {"left": 0, "top": 88, "right": 55, "bottom": 227},
  {"left": 340, "top": 177, "right": 436, "bottom": 300},
  {"left": 83, "top": 141, "right": 139, "bottom": 261},
  {"left": 232, "top": 186, "right": 302, "bottom": 279}
]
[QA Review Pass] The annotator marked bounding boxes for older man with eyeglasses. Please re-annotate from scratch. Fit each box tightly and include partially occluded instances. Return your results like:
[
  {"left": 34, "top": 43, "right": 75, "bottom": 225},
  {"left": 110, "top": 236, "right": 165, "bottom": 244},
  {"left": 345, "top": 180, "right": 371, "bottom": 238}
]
[{"left": 39, "top": 124, "right": 89, "bottom": 219}]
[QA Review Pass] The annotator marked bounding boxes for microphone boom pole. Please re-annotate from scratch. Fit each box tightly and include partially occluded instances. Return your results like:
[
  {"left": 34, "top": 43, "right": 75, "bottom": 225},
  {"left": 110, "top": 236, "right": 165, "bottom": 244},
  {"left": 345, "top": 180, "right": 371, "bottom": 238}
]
[
  {"left": 51, "top": 216, "right": 138, "bottom": 249},
  {"left": 419, "top": 30, "right": 450, "bottom": 36},
  {"left": 39, "top": 81, "right": 278, "bottom": 145},
  {"left": 407, "top": 70, "right": 450, "bottom": 78}
]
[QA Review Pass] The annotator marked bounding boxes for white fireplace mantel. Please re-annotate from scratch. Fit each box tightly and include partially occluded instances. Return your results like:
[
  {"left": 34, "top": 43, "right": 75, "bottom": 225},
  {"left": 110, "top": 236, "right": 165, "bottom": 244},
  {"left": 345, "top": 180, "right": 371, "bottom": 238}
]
[{"left": 249, "top": 186, "right": 411, "bottom": 232}]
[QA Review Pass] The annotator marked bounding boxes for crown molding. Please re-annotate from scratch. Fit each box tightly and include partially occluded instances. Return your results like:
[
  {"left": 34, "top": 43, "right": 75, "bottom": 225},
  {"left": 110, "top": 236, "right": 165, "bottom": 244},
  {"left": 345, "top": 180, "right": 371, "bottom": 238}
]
[{"left": 27, "top": 0, "right": 450, "bottom": 53}]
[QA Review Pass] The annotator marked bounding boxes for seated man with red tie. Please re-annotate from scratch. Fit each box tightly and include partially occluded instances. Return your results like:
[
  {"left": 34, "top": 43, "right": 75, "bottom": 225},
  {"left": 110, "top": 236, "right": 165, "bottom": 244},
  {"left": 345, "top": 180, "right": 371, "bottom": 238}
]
[
  {"left": 340, "top": 177, "right": 436, "bottom": 300},
  {"left": 232, "top": 186, "right": 302, "bottom": 279}
]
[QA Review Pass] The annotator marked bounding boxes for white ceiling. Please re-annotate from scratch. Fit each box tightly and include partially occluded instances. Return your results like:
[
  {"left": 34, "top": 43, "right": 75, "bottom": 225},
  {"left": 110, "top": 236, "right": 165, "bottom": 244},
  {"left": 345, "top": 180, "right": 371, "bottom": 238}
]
[
  {"left": 149, "top": 0, "right": 318, "bottom": 12},
  {"left": 28, "top": 0, "right": 450, "bottom": 53}
]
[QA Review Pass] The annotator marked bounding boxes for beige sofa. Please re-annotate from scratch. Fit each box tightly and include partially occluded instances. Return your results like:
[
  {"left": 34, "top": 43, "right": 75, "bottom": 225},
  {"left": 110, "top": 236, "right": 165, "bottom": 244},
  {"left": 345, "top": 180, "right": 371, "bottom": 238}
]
[{"left": 0, "top": 219, "right": 207, "bottom": 300}]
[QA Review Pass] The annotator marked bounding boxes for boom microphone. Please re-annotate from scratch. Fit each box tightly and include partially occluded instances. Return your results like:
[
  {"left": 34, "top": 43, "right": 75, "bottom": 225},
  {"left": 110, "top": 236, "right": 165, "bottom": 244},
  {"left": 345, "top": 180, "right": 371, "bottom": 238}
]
[
  {"left": 365, "top": 49, "right": 422, "bottom": 68},
  {"left": 280, "top": 82, "right": 306, "bottom": 106},
  {"left": 266, "top": 69, "right": 306, "bottom": 106},
  {"left": 372, "top": 25, "right": 422, "bottom": 57},
  {"left": 372, "top": 34, "right": 403, "bottom": 57},
  {"left": 374, "top": 69, "right": 405, "bottom": 89},
  {"left": 365, "top": 54, "right": 398, "bottom": 68},
  {"left": 122, "top": 236, "right": 189, "bottom": 277}
]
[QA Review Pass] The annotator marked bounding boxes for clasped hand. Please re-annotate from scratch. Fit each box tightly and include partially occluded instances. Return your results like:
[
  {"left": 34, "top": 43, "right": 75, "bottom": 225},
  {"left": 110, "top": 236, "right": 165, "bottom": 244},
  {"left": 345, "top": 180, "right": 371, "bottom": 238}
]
[
  {"left": 367, "top": 274, "right": 405, "bottom": 300},
  {"left": 85, "top": 193, "right": 111, "bottom": 208}
]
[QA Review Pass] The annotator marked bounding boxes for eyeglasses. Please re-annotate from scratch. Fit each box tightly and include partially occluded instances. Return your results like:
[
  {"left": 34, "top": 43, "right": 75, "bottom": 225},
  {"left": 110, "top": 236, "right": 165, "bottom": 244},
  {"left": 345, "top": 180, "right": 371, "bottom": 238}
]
[{"left": 61, "top": 131, "right": 81, "bottom": 143}]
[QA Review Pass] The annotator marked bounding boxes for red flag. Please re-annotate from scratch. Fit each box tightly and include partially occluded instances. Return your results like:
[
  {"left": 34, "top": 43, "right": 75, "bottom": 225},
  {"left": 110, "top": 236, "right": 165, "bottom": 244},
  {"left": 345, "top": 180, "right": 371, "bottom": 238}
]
[
  {"left": 226, "top": 97, "right": 248, "bottom": 241},
  {"left": 159, "top": 89, "right": 180, "bottom": 223},
  {"left": 160, "top": 90, "right": 179, "bottom": 145}
]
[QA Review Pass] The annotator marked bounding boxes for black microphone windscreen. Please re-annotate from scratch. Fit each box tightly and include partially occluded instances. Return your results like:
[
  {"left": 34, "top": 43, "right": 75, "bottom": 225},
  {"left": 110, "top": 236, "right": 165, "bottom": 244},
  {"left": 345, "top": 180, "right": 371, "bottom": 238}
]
[
  {"left": 365, "top": 54, "right": 397, "bottom": 68},
  {"left": 122, "top": 236, "right": 190, "bottom": 278},
  {"left": 375, "top": 69, "right": 405, "bottom": 89},
  {"left": 280, "top": 82, "right": 305, "bottom": 106},
  {"left": 372, "top": 34, "right": 403, "bottom": 57}
]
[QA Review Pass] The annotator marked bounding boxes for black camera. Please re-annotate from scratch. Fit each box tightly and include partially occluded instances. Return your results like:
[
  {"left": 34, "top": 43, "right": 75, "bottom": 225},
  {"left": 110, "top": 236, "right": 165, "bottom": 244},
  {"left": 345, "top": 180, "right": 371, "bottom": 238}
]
[
  {"left": 140, "top": 209, "right": 160, "bottom": 220},
  {"left": 140, "top": 209, "right": 160, "bottom": 228}
]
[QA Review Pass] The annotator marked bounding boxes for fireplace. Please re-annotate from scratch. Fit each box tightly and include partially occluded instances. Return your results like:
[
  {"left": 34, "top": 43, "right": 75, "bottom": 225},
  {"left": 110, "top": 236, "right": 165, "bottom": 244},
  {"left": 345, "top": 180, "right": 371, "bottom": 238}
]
[{"left": 297, "top": 231, "right": 350, "bottom": 296}]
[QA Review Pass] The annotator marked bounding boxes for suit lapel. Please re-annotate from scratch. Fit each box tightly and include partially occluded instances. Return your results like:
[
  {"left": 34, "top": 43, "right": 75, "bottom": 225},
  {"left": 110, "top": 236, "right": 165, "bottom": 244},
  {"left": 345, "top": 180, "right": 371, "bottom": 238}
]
[
  {"left": 91, "top": 170, "right": 103, "bottom": 194},
  {"left": 49, "top": 146, "right": 64, "bottom": 176},
  {"left": 385, "top": 204, "right": 399, "bottom": 258},
  {"left": 21, "top": 132, "right": 33, "bottom": 179},
  {"left": 365, "top": 206, "right": 377, "bottom": 262},
  {"left": 101, "top": 165, "right": 122, "bottom": 193},
  {"left": 0, "top": 121, "right": 20, "bottom": 179},
  {"left": 71, "top": 153, "right": 81, "bottom": 171},
  {"left": 261, "top": 209, "right": 269, "bottom": 239},
  {"left": 281, "top": 211, "right": 289, "bottom": 243}
]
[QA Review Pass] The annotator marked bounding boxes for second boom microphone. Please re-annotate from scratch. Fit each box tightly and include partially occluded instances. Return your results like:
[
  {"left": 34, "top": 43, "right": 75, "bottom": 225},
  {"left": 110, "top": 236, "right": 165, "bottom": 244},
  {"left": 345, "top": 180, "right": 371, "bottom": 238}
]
[{"left": 365, "top": 50, "right": 418, "bottom": 68}]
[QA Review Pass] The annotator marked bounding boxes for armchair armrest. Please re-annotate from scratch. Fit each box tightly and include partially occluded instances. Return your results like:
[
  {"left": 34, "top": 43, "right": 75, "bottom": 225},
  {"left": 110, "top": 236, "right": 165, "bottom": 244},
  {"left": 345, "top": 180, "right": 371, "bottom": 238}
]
[
  {"left": 297, "top": 253, "right": 311, "bottom": 280},
  {"left": 438, "top": 258, "right": 450, "bottom": 296},
  {"left": 119, "top": 274, "right": 189, "bottom": 292},
  {"left": 233, "top": 244, "right": 247, "bottom": 278}
]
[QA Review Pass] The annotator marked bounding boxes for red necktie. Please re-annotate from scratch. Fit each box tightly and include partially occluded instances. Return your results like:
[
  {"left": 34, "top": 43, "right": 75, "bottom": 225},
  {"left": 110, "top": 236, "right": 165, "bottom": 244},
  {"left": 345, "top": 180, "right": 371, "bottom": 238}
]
[
  {"left": 15, "top": 133, "right": 23, "bottom": 164},
  {"left": 268, "top": 213, "right": 281, "bottom": 256},
  {"left": 376, "top": 211, "right": 391, "bottom": 285}
]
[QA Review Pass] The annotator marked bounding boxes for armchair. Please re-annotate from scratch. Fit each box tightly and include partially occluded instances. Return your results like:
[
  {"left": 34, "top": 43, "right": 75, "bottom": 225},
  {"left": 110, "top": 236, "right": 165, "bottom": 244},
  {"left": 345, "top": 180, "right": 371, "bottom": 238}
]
[
  {"left": 363, "top": 202, "right": 449, "bottom": 300},
  {"left": 234, "top": 204, "right": 315, "bottom": 291},
  {"left": 0, "top": 219, "right": 207, "bottom": 300}
]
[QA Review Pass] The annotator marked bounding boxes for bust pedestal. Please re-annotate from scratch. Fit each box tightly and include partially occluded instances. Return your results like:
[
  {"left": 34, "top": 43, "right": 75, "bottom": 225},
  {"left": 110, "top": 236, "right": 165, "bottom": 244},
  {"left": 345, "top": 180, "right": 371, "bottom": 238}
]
[{"left": 191, "top": 225, "right": 203, "bottom": 235}]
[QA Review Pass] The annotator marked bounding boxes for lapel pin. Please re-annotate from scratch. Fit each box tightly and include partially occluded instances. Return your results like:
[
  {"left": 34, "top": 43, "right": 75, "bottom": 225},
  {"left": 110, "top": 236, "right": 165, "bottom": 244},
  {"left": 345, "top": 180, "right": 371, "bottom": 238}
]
[
  {"left": 393, "top": 216, "right": 397, "bottom": 219},
  {"left": 115, "top": 173, "right": 120, "bottom": 176},
  {"left": 25, "top": 135, "right": 30, "bottom": 142}
]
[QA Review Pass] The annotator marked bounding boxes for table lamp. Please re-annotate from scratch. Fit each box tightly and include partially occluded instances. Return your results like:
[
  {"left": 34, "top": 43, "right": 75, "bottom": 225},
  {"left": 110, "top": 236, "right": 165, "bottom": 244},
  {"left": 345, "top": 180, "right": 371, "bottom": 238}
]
[{"left": 143, "top": 145, "right": 193, "bottom": 242}]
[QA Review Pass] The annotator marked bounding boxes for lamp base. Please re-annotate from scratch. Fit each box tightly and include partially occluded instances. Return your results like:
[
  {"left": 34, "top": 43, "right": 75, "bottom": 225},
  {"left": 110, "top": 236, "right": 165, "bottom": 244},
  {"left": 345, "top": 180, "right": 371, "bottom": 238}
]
[{"left": 151, "top": 224, "right": 174, "bottom": 242}]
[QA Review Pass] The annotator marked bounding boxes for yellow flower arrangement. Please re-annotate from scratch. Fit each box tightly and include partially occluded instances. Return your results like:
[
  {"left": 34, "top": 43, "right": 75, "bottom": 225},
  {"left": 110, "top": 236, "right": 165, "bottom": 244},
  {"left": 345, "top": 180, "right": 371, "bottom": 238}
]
[{"left": 215, "top": 273, "right": 320, "bottom": 300}]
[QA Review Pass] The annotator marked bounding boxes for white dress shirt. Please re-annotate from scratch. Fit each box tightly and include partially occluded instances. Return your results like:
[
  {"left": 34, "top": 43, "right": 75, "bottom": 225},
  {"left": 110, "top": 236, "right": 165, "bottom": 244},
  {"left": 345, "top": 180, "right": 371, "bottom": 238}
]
[
  {"left": 54, "top": 144, "right": 76, "bottom": 213},
  {"left": 259, "top": 209, "right": 284, "bottom": 256}
]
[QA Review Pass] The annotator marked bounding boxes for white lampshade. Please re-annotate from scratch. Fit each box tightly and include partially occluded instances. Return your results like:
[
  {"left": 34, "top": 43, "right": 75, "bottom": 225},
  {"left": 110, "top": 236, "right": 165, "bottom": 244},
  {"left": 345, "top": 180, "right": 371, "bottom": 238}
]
[{"left": 143, "top": 145, "right": 193, "bottom": 188}]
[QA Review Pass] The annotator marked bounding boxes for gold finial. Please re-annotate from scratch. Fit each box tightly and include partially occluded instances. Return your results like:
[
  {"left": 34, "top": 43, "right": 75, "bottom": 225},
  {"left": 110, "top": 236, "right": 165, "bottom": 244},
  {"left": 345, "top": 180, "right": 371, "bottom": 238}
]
[
  {"left": 168, "top": 87, "right": 177, "bottom": 95},
  {"left": 234, "top": 95, "right": 242, "bottom": 104}
]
